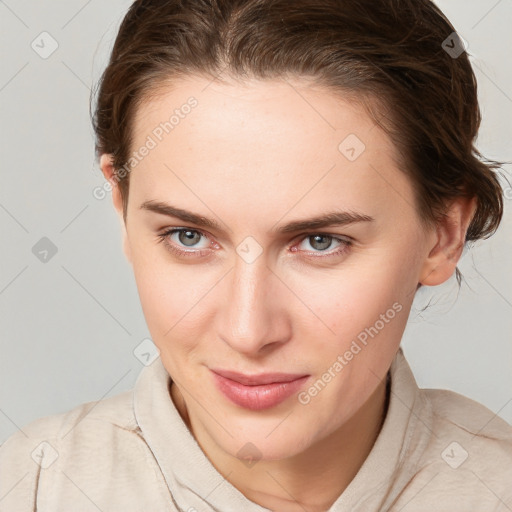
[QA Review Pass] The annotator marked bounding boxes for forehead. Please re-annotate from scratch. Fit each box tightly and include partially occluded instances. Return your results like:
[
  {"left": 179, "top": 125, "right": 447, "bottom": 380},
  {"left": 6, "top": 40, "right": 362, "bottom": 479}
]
[
  {"left": 128, "top": 75, "right": 414, "bottom": 223},
  {"left": 132, "top": 75, "right": 380, "bottom": 154}
]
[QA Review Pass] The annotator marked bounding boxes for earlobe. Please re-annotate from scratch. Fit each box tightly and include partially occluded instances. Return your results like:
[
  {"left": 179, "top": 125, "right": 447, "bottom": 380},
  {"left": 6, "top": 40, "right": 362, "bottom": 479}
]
[
  {"left": 99, "top": 153, "right": 132, "bottom": 265},
  {"left": 419, "top": 196, "right": 477, "bottom": 286}
]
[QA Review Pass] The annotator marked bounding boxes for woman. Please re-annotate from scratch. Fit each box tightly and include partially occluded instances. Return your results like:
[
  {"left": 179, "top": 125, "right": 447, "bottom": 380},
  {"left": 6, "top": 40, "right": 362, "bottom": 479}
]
[{"left": 1, "top": 0, "right": 511, "bottom": 510}]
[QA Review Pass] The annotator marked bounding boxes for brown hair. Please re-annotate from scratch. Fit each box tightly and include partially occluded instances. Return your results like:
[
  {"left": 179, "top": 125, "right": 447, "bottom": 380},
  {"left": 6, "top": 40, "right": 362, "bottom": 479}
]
[{"left": 91, "top": 0, "right": 503, "bottom": 248}]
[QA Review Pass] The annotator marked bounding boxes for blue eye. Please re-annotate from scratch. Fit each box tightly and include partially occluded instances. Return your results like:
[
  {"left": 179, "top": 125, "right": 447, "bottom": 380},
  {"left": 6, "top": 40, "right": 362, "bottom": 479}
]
[
  {"left": 157, "top": 228, "right": 212, "bottom": 257},
  {"left": 157, "top": 228, "right": 352, "bottom": 260},
  {"left": 171, "top": 229, "right": 207, "bottom": 248},
  {"left": 304, "top": 235, "right": 338, "bottom": 251},
  {"left": 294, "top": 234, "right": 352, "bottom": 258}
]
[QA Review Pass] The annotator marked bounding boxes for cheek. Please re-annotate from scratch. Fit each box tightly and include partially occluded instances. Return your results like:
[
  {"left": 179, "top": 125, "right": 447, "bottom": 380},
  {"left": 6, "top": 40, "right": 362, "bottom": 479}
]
[
  {"left": 296, "top": 245, "right": 421, "bottom": 365},
  {"left": 305, "top": 278, "right": 406, "bottom": 363},
  {"left": 311, "top": 258, "right": 414, "bottom": 328},
  {"left": 130, "top": 250, "right": 219, "bottom": 344}
]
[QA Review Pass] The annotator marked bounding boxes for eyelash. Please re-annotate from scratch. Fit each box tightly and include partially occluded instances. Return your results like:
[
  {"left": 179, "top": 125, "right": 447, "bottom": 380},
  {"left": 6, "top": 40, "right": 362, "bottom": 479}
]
[{"left": 156, "top": 227, "right": 352, "bottom": 260}]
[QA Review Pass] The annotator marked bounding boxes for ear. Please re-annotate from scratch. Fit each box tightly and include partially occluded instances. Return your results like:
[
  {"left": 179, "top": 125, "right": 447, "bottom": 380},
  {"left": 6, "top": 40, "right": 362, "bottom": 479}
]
[
  {"left": 419, "top": 196, "right": 477, "bottom": 286},
  {"left": 99, "top": 154, "right": 132, "bottom": 265}
]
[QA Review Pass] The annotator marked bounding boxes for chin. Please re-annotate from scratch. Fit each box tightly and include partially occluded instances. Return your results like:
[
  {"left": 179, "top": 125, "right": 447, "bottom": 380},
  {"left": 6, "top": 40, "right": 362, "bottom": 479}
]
[{"left": 220, "top": 425, "right": 319, "bottom": 463}]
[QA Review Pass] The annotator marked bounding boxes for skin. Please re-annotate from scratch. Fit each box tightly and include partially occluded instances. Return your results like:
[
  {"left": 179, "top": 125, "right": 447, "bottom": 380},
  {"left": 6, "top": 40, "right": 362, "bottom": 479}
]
[{"left": 100, "top": 75, "right": 476, "bottom": 511}]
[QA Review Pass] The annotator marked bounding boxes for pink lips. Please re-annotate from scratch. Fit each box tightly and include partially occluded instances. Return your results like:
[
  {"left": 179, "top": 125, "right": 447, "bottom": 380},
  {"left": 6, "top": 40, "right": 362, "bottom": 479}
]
[{"left": 211, "top": 369, "right": 309, "bottom": 410}]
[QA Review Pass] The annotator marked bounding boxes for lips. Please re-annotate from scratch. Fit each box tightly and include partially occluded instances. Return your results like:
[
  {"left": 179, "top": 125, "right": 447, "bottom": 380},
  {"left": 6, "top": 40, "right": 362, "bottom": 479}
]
[
  {"left": 210, "top": 369, "right": 310, "bottom": 410},
  {"left": 210, "top": 369, "right": 308, "bottom": 386}
]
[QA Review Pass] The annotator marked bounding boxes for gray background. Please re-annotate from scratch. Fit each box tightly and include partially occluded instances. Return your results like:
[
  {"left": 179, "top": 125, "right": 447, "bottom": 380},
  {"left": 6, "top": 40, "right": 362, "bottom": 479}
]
[{"left": 0, "top": 0, "right": 511, "bottom": 445}]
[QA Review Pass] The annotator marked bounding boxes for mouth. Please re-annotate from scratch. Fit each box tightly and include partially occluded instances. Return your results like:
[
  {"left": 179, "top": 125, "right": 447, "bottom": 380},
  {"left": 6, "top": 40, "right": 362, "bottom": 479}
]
[
  {"left": 211, "top": 369, "right": 309, "bottom": 386},
  {"left": 210, "top": 369, "right": 310, "bottom": 410}
]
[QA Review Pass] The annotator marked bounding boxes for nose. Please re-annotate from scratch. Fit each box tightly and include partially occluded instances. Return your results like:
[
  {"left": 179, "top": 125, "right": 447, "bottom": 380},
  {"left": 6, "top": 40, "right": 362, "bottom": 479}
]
[{"left": 215, "top": 252, "right": 292, "bottom": 356}]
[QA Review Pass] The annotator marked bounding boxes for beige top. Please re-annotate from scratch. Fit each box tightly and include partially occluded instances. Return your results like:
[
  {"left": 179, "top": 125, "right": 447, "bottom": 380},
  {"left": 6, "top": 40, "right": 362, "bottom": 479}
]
[{"left": 1, "top": 347, "right": 511, "bottom": 511}]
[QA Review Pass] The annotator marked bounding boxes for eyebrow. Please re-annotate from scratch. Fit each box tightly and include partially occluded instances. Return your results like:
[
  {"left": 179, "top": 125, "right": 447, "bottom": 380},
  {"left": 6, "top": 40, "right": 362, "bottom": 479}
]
[{"left": 139, "top": 200, "right": 374, "bottom": 234}]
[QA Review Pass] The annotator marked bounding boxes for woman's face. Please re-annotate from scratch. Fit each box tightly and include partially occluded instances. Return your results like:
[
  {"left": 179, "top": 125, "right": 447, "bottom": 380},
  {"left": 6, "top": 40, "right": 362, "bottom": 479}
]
[{"left": 119, "top": 75, "right": 436, "bottom": 460}]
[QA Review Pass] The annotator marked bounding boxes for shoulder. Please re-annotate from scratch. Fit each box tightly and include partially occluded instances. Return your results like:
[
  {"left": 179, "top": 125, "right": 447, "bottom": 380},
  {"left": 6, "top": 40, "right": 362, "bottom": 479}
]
[
  {"left": 403, "top": 387, "right": 512, "bottom": 510},
  {"left": 1, "top": 388, "right": 138, "bottom": 452},
  {"left": 0, "top": 390, "right": 142, "bottom": 508},
  {"left": 422, "top": 386, "right": 512, "bottom": 451}
]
